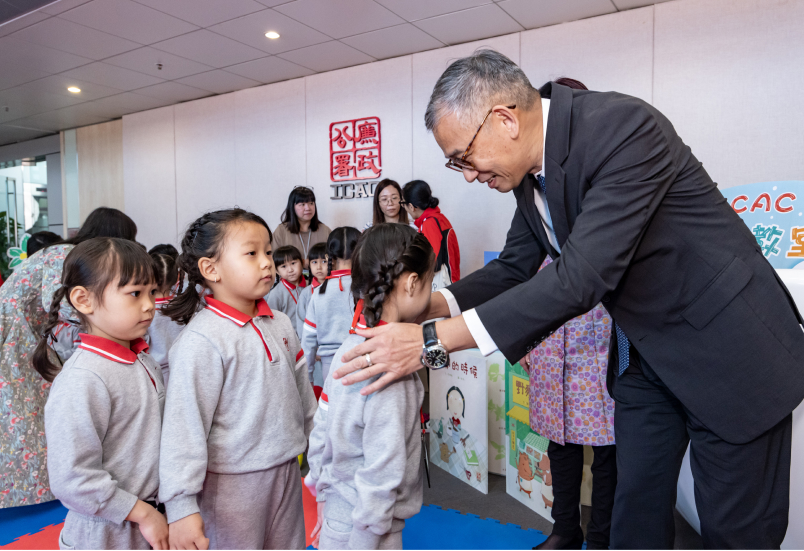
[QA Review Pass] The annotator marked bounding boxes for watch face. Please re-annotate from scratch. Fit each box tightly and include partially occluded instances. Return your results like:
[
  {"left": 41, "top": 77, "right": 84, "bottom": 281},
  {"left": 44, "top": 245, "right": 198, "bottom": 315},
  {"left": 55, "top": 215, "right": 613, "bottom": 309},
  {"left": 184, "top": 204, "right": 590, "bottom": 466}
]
[{"left": 425, "top": 347, "right": 448, "bottom": 368}]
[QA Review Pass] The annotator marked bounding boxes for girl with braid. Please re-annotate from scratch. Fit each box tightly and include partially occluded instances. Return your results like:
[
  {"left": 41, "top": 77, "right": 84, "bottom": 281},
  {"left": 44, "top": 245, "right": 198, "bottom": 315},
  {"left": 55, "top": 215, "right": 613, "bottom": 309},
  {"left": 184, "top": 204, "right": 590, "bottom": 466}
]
[
  {"left": 38, "top": 238, "right": 168, "bottom": 550},
  {"left": 306, "top": 224, "right": 433, "bottom": 550},
  {"left": 301, "top": 227, "right": 360, "bottom": 382},
  {"left": 146, "top": 244, "right": 183, "bottom": 388},
  {"left": 159, "top": 209, "right": 316, "bottom": 550}
]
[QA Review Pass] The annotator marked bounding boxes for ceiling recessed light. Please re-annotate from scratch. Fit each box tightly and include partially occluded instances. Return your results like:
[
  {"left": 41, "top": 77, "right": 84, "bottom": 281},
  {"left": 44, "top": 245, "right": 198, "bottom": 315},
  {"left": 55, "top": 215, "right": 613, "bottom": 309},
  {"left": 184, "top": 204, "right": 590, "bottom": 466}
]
[
  {"left": 67, "top": 86, "right": 81, "bottom": 93},
  {"left": 265, "top": 31, "right": 280, "bottom": 39}
]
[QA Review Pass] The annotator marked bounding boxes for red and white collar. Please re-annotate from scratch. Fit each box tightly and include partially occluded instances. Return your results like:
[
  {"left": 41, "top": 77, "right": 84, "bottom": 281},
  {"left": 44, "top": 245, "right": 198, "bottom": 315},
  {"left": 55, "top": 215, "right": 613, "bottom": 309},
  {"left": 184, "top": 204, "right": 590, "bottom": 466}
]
[
  {"left": 311, "top": 278, "right": 322, "bottom": 289},
  {"left": 154, "top": 296, "right": 173, "bottom": 306},
  {"left": 205, "top": 295, "right": 273, "bottom": 327},
  {"left": 349, "top": 299, "right": 388, "bottom": 334},
  {"left": 78, "top": 334, "right": 149, "bottom": 364},
  {"left": 281, "top": 278, "right": 298, "bottom": 291},
  {"left": 326, "top": 269, "right": 351, "bottom": 279}
]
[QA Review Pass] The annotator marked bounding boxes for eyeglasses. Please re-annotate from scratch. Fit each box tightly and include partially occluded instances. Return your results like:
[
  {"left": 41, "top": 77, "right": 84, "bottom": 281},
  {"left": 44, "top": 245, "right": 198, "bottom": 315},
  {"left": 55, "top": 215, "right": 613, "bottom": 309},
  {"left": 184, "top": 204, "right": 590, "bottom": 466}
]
[
  {"left": 379, "top": 196, "right": 400, "bottom": 205},
  {"left": 445, "top": 104, "right": 515, "bottom": 172}
]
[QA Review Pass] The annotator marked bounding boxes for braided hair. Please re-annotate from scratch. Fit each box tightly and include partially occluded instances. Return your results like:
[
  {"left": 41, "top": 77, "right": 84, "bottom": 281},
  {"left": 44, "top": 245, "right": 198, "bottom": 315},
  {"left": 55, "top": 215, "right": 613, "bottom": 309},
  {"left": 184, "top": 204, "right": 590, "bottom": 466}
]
[
  {"left": 351, "top": 224, "right": 434, "bottom": 327},
  {"left": 149, "top": 244, "right": 180, "bottom": 296},
  {"left": 32, "top": 238, "right": 156, "bottom": 382},
  {"left": 319, "top": 226, "right": 361, "bottom": 295},
  {"left": 162, "top": 208, "right": 272, "bottom": 325}
]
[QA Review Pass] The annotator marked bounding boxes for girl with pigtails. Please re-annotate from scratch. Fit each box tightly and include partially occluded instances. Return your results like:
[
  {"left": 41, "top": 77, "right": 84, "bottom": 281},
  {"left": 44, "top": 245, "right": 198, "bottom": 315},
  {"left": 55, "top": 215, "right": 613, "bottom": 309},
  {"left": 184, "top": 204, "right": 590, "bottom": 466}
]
[
  {"left": 40, "top": 238, "right": 168, "bottom": 550},
  {"left": 300, "top": 227, "right": 361, "bottom": 382},
  {"left": 306, "top": 223, "right": 433, "bottom": 550}
]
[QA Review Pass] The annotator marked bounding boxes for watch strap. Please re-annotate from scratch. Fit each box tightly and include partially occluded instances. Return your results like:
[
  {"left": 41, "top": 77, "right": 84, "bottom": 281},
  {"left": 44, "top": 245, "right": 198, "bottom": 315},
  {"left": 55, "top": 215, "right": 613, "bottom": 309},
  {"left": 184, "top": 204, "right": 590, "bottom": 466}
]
[{"left": 423, "top": 321, "right": 439, "bottom": 348}]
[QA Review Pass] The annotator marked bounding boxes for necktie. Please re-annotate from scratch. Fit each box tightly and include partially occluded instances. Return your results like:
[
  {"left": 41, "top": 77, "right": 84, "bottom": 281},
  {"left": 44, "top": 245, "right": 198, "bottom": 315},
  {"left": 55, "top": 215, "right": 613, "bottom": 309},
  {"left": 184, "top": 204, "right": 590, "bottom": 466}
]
[{"left": 536, "top": 173, "right": 546, "bottom": 194}]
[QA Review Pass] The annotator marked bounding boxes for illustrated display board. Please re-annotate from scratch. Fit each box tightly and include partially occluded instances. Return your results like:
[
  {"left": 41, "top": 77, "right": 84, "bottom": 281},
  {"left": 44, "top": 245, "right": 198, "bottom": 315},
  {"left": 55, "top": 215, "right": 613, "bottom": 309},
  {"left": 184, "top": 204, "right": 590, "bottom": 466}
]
[
  {"left": 429, "top": 349, "right": 489, "bottom": 494},
  {"left": 720, "top": 181, "right": 804, "bottom": 269},
  {"left": 505, "top": 359, "right": 554, "bottom": 523},
  {"left": 487, "top": 351, "right": 507, "bottom": 475}
]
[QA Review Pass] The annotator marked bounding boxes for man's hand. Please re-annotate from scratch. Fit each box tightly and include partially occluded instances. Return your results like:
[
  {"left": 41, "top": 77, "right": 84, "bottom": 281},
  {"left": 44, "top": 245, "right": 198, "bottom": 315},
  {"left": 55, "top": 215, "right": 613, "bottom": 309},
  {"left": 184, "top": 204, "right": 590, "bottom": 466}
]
[
  {"left": 127, "top": 500, "right": 169, "bottom": 550},
  {"left": 169, "top": 513, "right": 209, "bottom": 550},
  {"left": 334, "top": 322, "right": 424, "bottom": 395}
]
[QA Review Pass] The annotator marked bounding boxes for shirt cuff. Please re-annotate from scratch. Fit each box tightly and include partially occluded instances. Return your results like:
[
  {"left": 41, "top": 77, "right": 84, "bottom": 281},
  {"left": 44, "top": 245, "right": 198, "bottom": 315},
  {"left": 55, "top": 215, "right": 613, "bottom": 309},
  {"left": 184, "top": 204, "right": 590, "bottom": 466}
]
[
  {"left": 438, "top": 289, "right": 462, "bottom": 318},
  {"left": 463, "top": 308, "right": 500, "bottom": 356},
  {"left": 96, "top": 487, "right": 138, "bottom": 525},
  {"left": 164, "top": 494, "right": 200, "bottom": 524}
]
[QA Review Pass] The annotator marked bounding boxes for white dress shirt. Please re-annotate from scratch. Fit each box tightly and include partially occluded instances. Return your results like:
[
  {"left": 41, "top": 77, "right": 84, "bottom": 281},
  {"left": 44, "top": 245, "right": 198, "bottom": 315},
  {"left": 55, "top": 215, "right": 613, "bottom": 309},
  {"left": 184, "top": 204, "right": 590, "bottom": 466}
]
[{"left": 440, "top": 97, "right": 559, "bottom": 356}]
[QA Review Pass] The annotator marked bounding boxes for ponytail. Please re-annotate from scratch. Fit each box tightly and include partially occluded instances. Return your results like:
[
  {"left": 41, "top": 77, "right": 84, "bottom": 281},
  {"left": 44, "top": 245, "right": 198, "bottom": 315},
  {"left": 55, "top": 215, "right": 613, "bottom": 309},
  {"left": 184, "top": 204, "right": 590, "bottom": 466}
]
[
  {"left": 318, "top": 227, "right": 360, "bottom": 295},
  {"left": 320, "top": 253, "right": 334, "bottom": 294},
  {"left": 402, "top": 179, "right": 438, "bottom": 211},
  {"left": 32, "top": 286, "right": 68, "bottom": 382}
]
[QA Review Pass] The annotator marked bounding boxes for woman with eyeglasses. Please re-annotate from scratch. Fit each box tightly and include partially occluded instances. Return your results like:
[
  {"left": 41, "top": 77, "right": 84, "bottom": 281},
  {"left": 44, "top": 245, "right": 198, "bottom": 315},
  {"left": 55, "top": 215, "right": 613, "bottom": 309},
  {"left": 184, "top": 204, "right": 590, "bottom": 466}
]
[
  {"left": 402, "top": 179, "right": 460, "bottom": 291},
  {"left": 274, "top": 187, "right": 331, "bottom": 269},
  {"left": 364, "top": 179, "right": 414, "bottom": 231}
]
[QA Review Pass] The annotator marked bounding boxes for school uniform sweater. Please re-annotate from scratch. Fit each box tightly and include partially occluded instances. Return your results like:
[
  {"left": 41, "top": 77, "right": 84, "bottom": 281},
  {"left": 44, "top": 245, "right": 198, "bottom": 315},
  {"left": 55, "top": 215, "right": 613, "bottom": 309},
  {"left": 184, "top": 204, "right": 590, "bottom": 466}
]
[
  {"left": 301, "top": 270, "right": 355, "bottom": 379},
  {"left": 158, "top": 296, "right": 317, "bottom": 524},
  {"left": 307, "top": 329, "right": 424, "bottom": 550},
  {"left": 146, "top": 298, "right": 183, "bottom": 382},
  {"left": 266, "top": 278, "right": 304, "bottom": 337},
  {"left": 295, "top": 278, "right": 321, "bottom": 341},
  {"left": 45, "top": 335, "right": 165, "bottom": 525}
]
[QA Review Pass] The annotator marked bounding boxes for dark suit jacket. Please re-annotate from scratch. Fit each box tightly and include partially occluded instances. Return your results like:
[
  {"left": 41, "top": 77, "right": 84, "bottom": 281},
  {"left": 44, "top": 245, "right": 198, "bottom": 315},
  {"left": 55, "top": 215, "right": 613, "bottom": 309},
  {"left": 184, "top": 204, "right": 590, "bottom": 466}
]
[{"left": 448, "top": 82, "right": 804, "bottom": 444}]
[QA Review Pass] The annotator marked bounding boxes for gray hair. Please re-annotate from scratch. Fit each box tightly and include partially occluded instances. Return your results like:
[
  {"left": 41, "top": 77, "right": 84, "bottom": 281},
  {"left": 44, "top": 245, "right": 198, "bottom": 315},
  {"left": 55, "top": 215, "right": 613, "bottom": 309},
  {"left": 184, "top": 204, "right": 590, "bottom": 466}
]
[{"left": 424, "top": 49, "right": 536, "bottom": 132}]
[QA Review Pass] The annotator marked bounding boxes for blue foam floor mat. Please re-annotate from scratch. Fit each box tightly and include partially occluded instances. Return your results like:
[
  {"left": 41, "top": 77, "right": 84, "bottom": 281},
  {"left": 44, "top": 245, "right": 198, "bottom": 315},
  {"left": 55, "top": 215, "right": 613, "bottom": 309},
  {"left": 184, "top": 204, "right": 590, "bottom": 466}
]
[{"left": 0, "top": 501, "right": 68, "bottom": 546}]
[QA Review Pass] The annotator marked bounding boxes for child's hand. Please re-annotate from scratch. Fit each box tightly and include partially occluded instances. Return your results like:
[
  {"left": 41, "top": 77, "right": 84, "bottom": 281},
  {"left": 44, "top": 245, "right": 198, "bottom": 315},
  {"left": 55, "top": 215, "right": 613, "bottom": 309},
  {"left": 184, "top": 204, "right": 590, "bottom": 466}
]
[
  {"left": 315, "top": 355, "right": 321, "bottom": 362},
  {"left": 126, "top": 500, "right": 169, "bottom": 550},
  {"left": 169, "top": 513, "right": 209, "bottom": 550},
  {"left": 311, "top": 501, "right": 324, "bottom": 548}
]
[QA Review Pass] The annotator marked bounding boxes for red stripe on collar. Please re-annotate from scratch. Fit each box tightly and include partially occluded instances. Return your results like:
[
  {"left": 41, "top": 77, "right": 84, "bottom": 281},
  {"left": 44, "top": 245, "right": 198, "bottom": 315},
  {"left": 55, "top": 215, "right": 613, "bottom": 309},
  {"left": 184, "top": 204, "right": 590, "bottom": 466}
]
[
  {"left": 78, "top": 334, "right": 149, "bottom": 364},
  {"left": 349, "top": 299, "right": 387, "bottom": 333},
  {"left": 155, "top": 296, "right": 172, "bottom": 306},
  {"left": 326, "top": 269, "right": 351, "bottom": 278},
  {"left": 311, "top": 278, "right": 322, "bottom": 289},
  {"left": 205, "top": 295, "right": 274, "bottom": 326},
  {"left": 281, "top": 279, "right": 297, "bottom": 291}
]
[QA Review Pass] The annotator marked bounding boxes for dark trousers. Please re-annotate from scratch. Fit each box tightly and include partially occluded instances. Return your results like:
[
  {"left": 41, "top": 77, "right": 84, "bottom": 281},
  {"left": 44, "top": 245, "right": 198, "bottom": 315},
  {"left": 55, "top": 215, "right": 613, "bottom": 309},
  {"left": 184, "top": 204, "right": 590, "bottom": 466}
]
[
  {"left": 548, "top": 440, "right": 617, "bottom": 548},
  {"left": 608, "top": 351, "right": 792, "bottom": 549}
]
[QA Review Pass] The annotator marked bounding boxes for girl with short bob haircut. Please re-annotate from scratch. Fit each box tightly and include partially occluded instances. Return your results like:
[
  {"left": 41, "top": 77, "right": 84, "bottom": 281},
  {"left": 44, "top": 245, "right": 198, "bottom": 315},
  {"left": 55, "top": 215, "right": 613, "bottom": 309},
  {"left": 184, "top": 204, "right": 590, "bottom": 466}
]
[
  {"left": 41, "top": 238, "right": 168, "bottom": 550},
  {"left": 307, "top": 223, "right": 434, "bottom": 550},
  {"left": 273, "top": 186, "right": 332, "bottom": 266},
  {"left": 159, "top": 208, "right": 317, "bottom": 550}
]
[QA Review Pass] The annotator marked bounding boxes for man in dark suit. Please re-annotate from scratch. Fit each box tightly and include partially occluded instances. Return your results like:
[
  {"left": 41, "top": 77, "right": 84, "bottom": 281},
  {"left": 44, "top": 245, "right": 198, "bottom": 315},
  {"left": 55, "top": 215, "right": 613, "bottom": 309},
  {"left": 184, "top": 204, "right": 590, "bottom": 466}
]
[{"left": 334, "top": 50, "right": 804, "bottom": 549}]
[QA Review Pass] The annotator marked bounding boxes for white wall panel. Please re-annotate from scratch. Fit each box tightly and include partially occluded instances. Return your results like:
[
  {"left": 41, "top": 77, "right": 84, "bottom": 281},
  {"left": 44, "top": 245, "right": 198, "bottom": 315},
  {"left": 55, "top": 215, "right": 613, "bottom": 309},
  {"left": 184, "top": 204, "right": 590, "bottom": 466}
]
[
  {"left": 304, "top": 56, "right": 413, "bottom": 231},
  {"left": 123, "top": 105, "right": 178, "bottom": 248},
  {"left": 234, "top": 78, "right": 307, "bottom": 231},
  {"left": 412, "top": 34, "right": 520, "bottom": 276},
  {"left": 174, "top": 93, "right": 237, "bottom": 235},
  {"left": 654, "top": 0, "right": 804, "bottom": 189},
  {"left": 520, "top": 7, "right": 654, "bottom": 104}
]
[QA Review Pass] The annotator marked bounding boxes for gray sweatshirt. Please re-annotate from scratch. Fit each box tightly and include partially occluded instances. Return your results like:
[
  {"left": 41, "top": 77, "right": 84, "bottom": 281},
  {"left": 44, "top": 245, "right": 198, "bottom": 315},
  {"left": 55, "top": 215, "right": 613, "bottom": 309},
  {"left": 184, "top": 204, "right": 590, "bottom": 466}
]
[
  {"left": 301, "top": 271, "right": 355, "bottom": 379},
  {"left": 307, "top": 332, "right": 424, "bottom": 550},
  {"left": 45, "top": 334, "right": 165, "bottom": 524},
  {"left": 146, "top": 299, "right": 183, "bottom": 385},
  {"left": 266, "top": 279, "right": 304, "bottom": 338},
  {"left": 159, "top": 297, "right": 317, "bottom": 523},
  {"left": 295, "top": 280, "right": 319, "bottom": 341}
]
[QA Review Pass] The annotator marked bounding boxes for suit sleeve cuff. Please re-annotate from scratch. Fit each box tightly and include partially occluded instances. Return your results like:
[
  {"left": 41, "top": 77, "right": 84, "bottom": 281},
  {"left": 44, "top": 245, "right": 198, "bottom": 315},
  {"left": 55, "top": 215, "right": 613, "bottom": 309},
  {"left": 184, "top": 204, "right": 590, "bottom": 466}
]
[
  {"left": 463, "top": 309, "right": 500, "bottom": 356},
  {"left": 164, "top": 494, "right": 200, "bottom": 524},
  {"left": 348, "top": 526, "right": 382, "bottom": 550},
  {"left": 438, "top": 289, "right": 462, "bottom": 318},
  {"left": 96, "top": 487, "right": 138, "bottom": 525}
]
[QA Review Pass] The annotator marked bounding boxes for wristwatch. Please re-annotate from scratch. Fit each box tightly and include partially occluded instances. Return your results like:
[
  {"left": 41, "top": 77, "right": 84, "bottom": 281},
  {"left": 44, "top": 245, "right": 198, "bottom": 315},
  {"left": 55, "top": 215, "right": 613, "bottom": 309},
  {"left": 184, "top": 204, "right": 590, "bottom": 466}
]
[{"left": 421, "top": 321, "right": 449, "bottom": 369}]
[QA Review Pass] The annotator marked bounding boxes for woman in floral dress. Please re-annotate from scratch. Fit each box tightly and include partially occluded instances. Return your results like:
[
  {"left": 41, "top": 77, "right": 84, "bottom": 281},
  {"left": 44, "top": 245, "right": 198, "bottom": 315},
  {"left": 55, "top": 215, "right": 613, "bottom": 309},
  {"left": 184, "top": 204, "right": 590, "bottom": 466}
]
[{"left": 0, "top": 207, "right": 137, "bottom": 508}]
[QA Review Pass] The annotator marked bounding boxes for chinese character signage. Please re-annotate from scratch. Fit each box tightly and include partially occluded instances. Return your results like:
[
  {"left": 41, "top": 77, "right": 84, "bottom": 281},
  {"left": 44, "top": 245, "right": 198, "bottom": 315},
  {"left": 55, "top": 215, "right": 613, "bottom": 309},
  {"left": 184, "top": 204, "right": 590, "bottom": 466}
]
[
  {"left": 330, "top": 117, "right": 382, "bottom": 182},
  {"left": 721, "top": 181, "right": 804, "bottom": 269}
]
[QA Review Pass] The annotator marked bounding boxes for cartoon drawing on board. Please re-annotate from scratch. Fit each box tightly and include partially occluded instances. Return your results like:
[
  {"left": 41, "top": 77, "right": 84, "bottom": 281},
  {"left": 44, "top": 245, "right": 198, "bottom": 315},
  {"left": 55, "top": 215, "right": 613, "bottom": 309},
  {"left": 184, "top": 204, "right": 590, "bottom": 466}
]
[
  {"left": 535, "top": 453, "right": 553, "bottom": 508},
  {"left": 517, "top": 451, "right": 534, "bottom": 498}
]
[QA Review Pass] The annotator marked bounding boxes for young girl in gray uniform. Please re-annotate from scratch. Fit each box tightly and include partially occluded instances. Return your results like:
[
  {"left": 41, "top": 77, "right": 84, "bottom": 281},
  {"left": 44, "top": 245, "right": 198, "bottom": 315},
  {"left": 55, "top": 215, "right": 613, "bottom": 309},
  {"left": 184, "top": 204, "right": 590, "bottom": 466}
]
[
  {"left": 297, "top": 242, "right": 327, "bottom": 386},
  {"left": 307, "top": 224, "right": 434, "bottom": 550},
  {"left": 158, "top": 209, "right": 317, "bottom": 550},
  {"left": 39, "top": 238, "right": 168, "bottom": 550},
  {"left": 146, "top": 245, "right": 183, "bottom": 388},
  {"left": 266, "top": 245, "right": 306, "bottom": 337},
  {"left": 301, "top": 227, "right": 360, "bottom": 382}
]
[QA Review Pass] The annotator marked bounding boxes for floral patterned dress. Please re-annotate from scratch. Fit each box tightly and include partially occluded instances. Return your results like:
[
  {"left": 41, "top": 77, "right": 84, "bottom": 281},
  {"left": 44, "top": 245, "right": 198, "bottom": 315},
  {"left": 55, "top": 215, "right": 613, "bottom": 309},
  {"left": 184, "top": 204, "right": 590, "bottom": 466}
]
[
  {"left": 528, "top": 257, "right": 616, "bottom": 446},
  {"left": 0, "top": 244, "right": 73, "bottom": 507}
]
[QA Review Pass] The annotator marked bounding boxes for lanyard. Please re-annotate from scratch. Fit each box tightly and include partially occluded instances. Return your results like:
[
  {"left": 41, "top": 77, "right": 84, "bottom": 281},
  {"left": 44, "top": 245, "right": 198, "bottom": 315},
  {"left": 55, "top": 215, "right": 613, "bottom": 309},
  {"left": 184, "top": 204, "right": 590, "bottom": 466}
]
[{"left": 298, "top": 230, "right": 312, "bottom": 259}]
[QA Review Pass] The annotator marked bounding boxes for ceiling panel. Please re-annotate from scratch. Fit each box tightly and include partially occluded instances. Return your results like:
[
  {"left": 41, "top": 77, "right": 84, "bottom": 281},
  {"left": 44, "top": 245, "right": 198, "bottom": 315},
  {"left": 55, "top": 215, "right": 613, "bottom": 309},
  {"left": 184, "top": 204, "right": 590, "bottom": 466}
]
[
  {"left": 0, "top": 124, "right": 52, "bottom": 145},
  {"left": 103, "top": 46, "right": 214, "bottom": 80},
  {"left": 132, "top": 81, "right": 211, "bottom": 103},
  {"left": 613, "top": 0, "right": 672, "bottom": 8},
  {"left": 151, "top": 29, "right": 267, "bottom": 68},
  {"left": 274, "top": 0, "right": 404, "bottom": 39},
  {"left": 0, "top": 9, "right": 49, "bottom": 38},
  {"left": 131, "top": 0, "right": 266, "bottom": 28},
  {"left": 37, "top": 0, "right": 90, "bottom": 15},
  {"left": 60, "top": 0, "right": 198, "bottom": 44},
  {"left": 0, "top": 59, "right": 50, "bottom": 90},
  {"left": 253, "top": 0, "right": 292, "bottom": 6},
  {"left": 82, "top": 91, "right": 171, "bottom": 118},
  {"left": 277, "top": 39, "right": 374, "bottom": 72},
  {"left": 12, "top": 15, "right": 140, "bottom": 59},
  {"left": 414, "top": 4, "right": 523, "bottom": 45},
  {"left": 496, "top": 0, "right": 617, "bottom": 30},
  {"left": 175, "top": 69, "right": 261, "bottom": 94},
  {"left": 342, "top": 23, "right": 443, "bottom": 59},
  {"left": 0, "top": 35, "right": 93, "bottom": 73},
  {"left": 208, "top": 8, "right": 331, "bottom": 55},
  {"left": 18, "top": 74, "right": 124, "bottom": 101},
  {"left": 14, "top": 103, "right": 110, "bottom": 131},
  {"left": 374, "top": 0, "right": 493, "bottom": 22},
  {"left": 0, "top": 85, "right": 86, "bottom": 121},
  {"left": 224, "top": 55, "right": 313, "bottom": 83},
  {"left": 60, "top": 61, "right": 164, "bottom": 90}
]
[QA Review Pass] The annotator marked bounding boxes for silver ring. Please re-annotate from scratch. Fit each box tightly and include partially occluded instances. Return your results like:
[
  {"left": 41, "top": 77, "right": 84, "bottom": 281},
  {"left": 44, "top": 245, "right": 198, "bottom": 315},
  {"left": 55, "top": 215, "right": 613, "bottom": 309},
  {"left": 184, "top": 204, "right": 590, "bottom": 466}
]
[{"left": 364, "top": 354, "right": 372, "bottom": 367}]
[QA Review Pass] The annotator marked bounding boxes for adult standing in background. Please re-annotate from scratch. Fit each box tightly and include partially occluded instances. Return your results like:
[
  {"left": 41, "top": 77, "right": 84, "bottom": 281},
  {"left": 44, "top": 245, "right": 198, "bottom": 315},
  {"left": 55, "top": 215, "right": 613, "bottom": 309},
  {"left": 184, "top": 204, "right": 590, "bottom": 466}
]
[
  {"left": 402, "top": 179, "right": 461, "bottom": 290},
  {"left": 337, "top": 50, "right": 804, "bottom": 549},
  {"left": 0, "top": 207, "right": 138, "bottom": 508},
  {"left": 273, "top": 186, "right": 331, "bottom": 269},
  {"left": 363, "top": 178, "right": 413, "bottom": 230}
]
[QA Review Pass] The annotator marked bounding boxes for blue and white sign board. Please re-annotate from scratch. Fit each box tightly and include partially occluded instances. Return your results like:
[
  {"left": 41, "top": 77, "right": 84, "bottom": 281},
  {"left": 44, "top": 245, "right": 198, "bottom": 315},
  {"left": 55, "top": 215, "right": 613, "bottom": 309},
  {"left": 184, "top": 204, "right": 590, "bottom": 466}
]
[{"left": 720, "top": 181, "right": 804, "bottom": 270}]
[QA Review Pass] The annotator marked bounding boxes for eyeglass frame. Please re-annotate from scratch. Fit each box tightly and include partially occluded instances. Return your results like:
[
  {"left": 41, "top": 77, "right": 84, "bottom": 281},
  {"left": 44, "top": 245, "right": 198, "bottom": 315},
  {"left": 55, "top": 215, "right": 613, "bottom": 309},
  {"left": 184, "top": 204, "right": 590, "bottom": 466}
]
[{"left": 445, "top": 104, "right": 516, "bottom": 172}]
